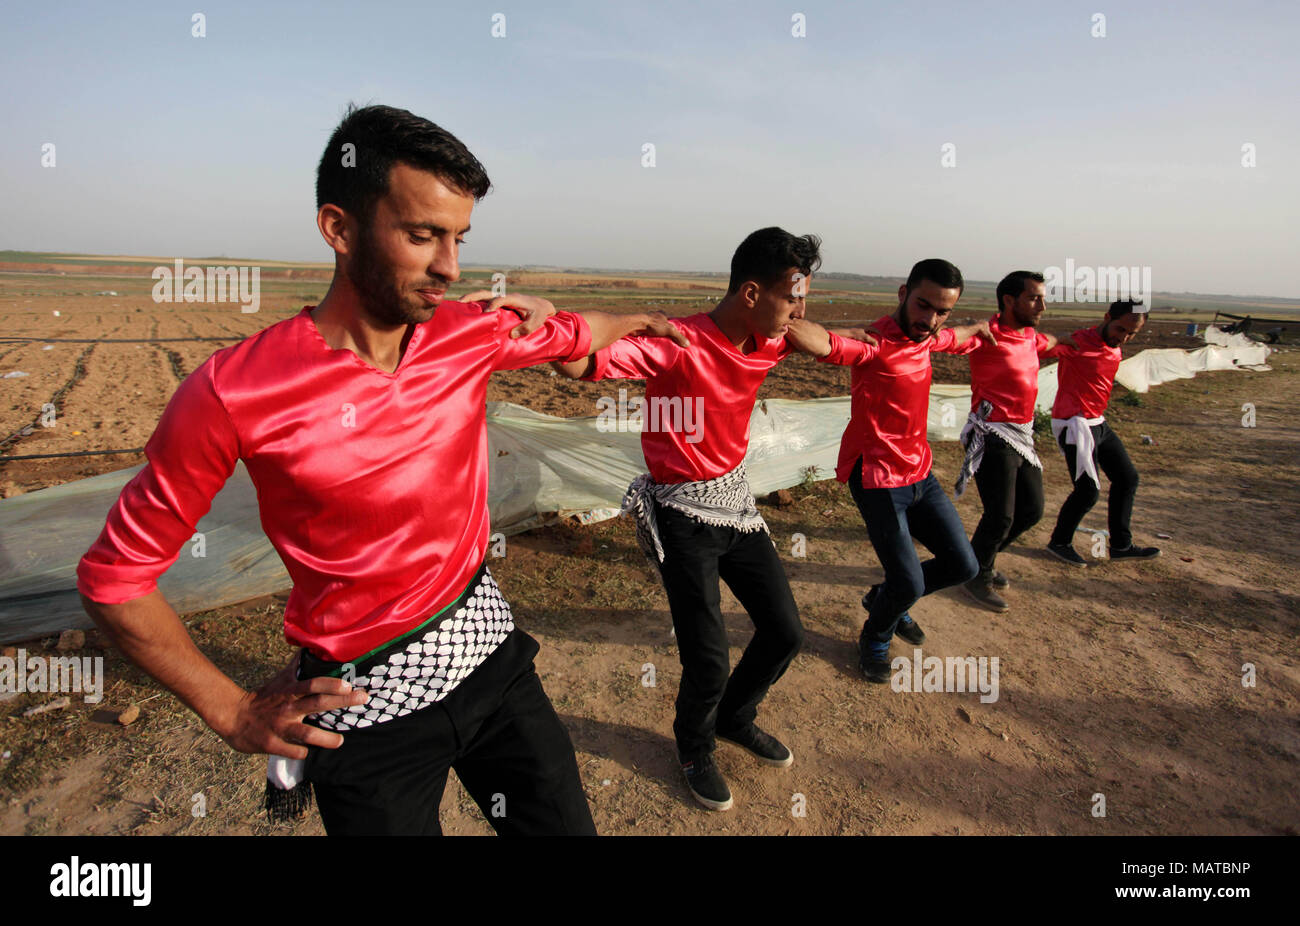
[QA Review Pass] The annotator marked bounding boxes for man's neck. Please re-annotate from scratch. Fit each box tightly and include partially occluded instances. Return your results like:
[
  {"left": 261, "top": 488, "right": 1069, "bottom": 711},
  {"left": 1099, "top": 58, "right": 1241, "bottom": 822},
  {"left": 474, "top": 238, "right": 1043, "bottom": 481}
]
[
  {"left": 311, "top": 280, "right": 412, "bottom": 374},
  {"left": 998, "top": 309, "right": 1028, "bottom": 333},
  {"left": 1096, "top": 321, "right": 1114, "bottom": 347},
  {"left": 708, "top": 296, "right": 757, "bottom": 352}
]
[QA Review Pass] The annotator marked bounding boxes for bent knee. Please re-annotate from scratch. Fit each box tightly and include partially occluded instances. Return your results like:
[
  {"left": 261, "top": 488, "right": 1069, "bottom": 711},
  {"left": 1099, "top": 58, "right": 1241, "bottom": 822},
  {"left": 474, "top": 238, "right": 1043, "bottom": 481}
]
[{"left": 956, "top": 547, "right": 980, "bottom": 584}]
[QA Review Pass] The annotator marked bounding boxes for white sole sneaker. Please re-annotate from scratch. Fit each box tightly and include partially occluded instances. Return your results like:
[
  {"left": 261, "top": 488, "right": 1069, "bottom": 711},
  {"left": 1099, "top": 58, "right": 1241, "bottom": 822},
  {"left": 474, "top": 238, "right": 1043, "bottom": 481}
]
[{"left": 684, "top": 775, "right": 734, "bottom": 811}]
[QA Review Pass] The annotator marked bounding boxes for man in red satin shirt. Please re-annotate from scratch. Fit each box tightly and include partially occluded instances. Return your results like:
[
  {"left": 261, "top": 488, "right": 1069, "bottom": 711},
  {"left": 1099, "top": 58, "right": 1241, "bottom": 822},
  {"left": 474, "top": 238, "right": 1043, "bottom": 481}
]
[
  {"left": 950, "top": 271, "right": 1061, "bottom": 613},
  {"left": 75, "top": 104, "right": 684, "bottom": 836},
  {"left": 554, "top": 227, "right": 830, "bottom": 813},
  {"left": 785, "top": 259, "right": 993, "bottom": 684}
]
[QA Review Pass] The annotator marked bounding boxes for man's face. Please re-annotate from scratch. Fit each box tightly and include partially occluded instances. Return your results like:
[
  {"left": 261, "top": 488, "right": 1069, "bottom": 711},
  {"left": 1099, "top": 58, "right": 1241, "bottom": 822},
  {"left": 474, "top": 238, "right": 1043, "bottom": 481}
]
[
  {"left": 1101, "top": 311, "right": 1145, "bottom": 347},
  {"left": 896, "top": 280, "right": 962, "bottom": 342},
  {"left": 1003, "top": 279, "right": 1046, "bottom": 328},
  {"left": 344, "top": 163, "right": 474, "bottom": 327},
  {"left": 749, "top": 268, "right": 809, "bottom": 339}
]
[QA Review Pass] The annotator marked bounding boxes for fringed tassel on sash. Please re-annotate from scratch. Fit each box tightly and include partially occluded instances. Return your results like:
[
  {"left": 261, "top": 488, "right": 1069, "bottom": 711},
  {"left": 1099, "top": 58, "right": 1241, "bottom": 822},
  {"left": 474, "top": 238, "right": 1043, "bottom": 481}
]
[
  {"left": 265, "top": 753, "right": 311, "bottom": 822},
  {"left": 265, "top": 777, "right": 313, "bottom": 823}
]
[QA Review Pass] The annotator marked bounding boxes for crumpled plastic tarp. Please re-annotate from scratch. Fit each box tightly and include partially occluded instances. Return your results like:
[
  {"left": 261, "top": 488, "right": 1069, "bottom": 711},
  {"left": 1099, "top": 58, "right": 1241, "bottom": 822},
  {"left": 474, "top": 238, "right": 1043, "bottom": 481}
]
[{"left": 0, "top": 336, "right": 1271, "bottom": 640}]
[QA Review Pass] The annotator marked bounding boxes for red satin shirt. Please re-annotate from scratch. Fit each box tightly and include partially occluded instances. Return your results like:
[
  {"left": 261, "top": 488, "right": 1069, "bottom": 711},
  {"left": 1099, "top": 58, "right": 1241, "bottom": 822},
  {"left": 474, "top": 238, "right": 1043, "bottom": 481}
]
[
  {"left": 76, "top": 304, "right": 592, "bottom": 662},
  {"left": 583, "top": 313, "right": 795, "bottom": 484},
  {"left": 1049, "top": 326, "right": 1122, "bottom": 419},
  {"left": 960, "top": 314, "right": 1053, "bottom": 423},
  {"left": 820, "top": 315, "right": 965, "bottom": 489}
]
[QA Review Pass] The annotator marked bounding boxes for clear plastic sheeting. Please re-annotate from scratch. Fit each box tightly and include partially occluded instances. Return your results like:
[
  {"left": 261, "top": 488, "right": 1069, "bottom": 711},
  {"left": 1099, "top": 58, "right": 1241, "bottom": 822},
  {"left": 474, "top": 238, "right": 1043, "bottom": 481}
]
[
  {"left": 1114, "top": 340, "right": 1272, "bottom": 391},
  {"left": 0, "top": 461, "right": 290, "bottom": 644},
  {"left": 0, "top": 336, "right": 1272, "bottom": 641}
]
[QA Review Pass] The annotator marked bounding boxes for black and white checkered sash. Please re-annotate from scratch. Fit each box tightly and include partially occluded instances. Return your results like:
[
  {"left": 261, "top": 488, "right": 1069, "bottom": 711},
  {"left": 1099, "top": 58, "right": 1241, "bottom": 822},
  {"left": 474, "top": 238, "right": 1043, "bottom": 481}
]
[
  {"left": 622, "top": 461, "right": 769, "bottom": 564},
  {"left": 265, "top": 560, "right": 514, "bottom": 820},
  {"left": 955, "top": 399, "right": 1041, "bottom": 499}
]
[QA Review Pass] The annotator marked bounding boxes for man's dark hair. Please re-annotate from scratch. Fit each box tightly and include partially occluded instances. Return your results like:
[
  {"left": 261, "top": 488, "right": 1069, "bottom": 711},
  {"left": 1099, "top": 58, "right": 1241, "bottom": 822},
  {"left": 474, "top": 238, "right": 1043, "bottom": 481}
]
[
  {"left": 1109, "top": 299, "right": 1144, "bottom": 318},
  {"left": 727, "top": 227, "right": 823, "bottom": 295},
  {"left": 316, "top": 104, "right": 491, "bottom": 224},
  {"left": 996, "top": 270, "right": 1045, "bottom": 312},
  {"left": 905, "top": 258, "right": 964, "bottom": 295}
]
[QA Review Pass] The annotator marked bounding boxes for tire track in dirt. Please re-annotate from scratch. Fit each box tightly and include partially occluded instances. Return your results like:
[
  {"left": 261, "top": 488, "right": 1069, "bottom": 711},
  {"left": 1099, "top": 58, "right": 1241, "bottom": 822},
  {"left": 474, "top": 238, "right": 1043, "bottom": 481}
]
[{"left": 0, "top": 343, "right": 96, "bottom": 457}]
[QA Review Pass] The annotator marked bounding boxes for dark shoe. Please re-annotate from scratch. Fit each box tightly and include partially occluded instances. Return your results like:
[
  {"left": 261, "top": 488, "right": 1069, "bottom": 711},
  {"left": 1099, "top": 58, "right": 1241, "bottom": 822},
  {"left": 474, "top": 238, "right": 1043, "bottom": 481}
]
[
  {"left": 990, "top": 570, "right": 1010, "bottom": 589},
  {"left": 1110, "top": 544, "right": 1161, "bottom": 560},
  {"left": 894, "top": 614, "right": 926, "bottom": 645},
  {"left": 717, "top": 724, "right": 794, "bottom": 768},
  {"left": 962, "top": 577, "right": 1009, "bottom": 612},
  {"left": 1046, "top": 541, "right": 1088, "bottom": 567},
  {"left": 858, "top": 628, "right": 892, "bottom": 684},
  {"left": 864, "top": 584, "right": 924, "bottom": 644},
  {"left": 681, "top": 755, "right": 733, "bottom": 811}
]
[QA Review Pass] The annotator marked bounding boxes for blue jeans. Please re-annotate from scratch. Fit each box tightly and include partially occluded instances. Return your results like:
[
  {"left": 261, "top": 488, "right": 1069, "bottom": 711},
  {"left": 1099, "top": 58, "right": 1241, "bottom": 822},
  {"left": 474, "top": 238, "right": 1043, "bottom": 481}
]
[{"left": 847, "top": 460, "right": 979, "bottom": 646}]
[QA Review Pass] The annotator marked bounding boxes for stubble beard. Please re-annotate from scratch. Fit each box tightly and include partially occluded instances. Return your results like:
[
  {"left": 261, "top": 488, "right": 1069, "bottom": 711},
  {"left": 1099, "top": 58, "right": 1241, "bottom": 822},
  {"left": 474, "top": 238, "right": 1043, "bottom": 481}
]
[
  {"left": 898, "top": 302, "right": 935, "bottom": 343},
  {"left": 346, "top": 225, "right": 440, "bottom": 327}
]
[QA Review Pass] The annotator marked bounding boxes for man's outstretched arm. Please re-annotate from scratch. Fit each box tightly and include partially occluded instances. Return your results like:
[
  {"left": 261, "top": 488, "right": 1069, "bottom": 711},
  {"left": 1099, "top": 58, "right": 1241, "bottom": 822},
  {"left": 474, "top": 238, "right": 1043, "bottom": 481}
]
[
  {"left": 949, "top": 319, "right": 998, "bottom": 348},
  {"left": 784, "top": 319, "right": 879, "bottom": 358},
  {"left": 553, "top": 310, "right": 689, "bottom": 379},
  {"left": 463, "top": 290, "right": 687, "bottom": 356},
  {"left": 784, "top": 318, "right": 882, "bottom": 365}
]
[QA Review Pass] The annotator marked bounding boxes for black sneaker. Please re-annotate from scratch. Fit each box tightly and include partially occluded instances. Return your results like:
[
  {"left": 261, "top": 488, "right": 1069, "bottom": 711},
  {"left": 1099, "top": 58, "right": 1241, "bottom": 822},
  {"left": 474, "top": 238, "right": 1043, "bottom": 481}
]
[
  {"left": 1110, "top": 544, "right": 1161, "bottom": 560},
  {"left": 681, "top": 755, "right": 733, "bottom": 811},
  {"left": 1046, "top": 542, "right": 1088, "bottom": 567},
  {"left": 894, "top": 614, "right": 925, "bottom": 645},
  {"left": 990, "top": 570, "right": 1010, "bottom": 589},
  {"left": 863, "top": 584, "right": 925, "bottom": 644},
  {"left": 717, "top": 724, "right": 794, "bottom": 768},
  {"left": 962, "top": 577, "right": 1009, "bottom": 612},
  {"left": 858, "top": 627, "right": 892, "bottom": 684}
]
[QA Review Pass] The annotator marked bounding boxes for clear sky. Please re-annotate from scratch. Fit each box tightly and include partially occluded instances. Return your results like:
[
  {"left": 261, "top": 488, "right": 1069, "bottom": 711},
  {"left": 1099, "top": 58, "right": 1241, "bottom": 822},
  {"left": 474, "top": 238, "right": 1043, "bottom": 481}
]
[{"left": 2, "top": 0, "right": 1297, "bottom": 296}]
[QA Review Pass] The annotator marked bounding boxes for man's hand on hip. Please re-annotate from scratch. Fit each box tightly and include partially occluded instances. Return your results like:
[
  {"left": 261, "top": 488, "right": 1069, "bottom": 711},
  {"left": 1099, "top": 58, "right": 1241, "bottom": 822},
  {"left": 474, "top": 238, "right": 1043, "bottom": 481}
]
[{"left": 220, "top": 651, "right": 368, "bottom": 759}]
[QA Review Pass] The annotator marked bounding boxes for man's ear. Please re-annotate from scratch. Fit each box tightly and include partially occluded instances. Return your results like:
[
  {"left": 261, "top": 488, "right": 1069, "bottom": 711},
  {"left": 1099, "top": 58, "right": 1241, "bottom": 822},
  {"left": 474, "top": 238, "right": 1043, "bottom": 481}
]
[
  {"left": 897, "top": 284, "right": 908, "bottom": 307},
  {"left": 740, "top": 281, "right": 760, "bottom": 309},
  {"left": 317, "top": 204, "right": 353, "bottom": 258}
]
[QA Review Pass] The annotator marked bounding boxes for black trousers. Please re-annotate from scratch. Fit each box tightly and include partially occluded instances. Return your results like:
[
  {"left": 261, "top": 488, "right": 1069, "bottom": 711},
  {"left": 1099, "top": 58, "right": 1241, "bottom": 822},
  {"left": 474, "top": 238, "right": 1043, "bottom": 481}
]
[
  {"left": 1049, "top": 421, "right": 1139, "bottom": 549},
  {"left": 654, "top": 501, "right": 803, "bottom": 763},
  {"left": 302, "top": 628, "right": 596, "bottom": 836},
  {"left": 969, "top": 432, "right": 1045, "bottom": 575}
]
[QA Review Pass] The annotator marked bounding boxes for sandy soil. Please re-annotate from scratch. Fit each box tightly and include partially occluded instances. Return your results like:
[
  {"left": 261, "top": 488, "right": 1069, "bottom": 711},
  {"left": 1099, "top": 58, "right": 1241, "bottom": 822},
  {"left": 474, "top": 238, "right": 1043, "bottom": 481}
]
[{"left": 1, "top": 276, "right": 1296, "bottom": 836}]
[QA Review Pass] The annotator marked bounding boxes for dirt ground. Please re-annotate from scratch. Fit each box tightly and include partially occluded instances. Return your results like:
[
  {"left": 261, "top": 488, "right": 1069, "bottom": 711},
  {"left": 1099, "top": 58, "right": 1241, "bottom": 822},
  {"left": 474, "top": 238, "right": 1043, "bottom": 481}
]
[{"left": 1, "top": 268, "right": 1297, "bottom": 835}]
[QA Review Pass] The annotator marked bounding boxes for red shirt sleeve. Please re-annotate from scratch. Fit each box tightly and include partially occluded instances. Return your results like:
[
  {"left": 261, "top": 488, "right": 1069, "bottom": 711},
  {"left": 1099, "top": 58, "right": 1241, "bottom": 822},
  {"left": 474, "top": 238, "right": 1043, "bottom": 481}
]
[
  {"left": 1041, "top": 335, "right": 1078, "bottom": 360},
  {"left": 492, "top": 310, "right": 593, "bottom": 372},
  {"left": 932, "top": 327, "right": 974, "bottom": 354},
  {"left": 581, "top": 335, "right": 682, "bottom": 381},
  {"left": 818, "top": 331, "right": 880, "bottom": 366},
  {"left": 76, "top": 358, "right": 241, "bottom": 604}
]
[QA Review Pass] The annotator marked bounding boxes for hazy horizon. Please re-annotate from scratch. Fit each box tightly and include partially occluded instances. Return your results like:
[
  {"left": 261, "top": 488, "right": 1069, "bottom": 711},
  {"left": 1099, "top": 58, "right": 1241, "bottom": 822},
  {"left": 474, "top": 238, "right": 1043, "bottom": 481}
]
[{"left": 7, "top": 249, "right": 1299, "bottom": 305}]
